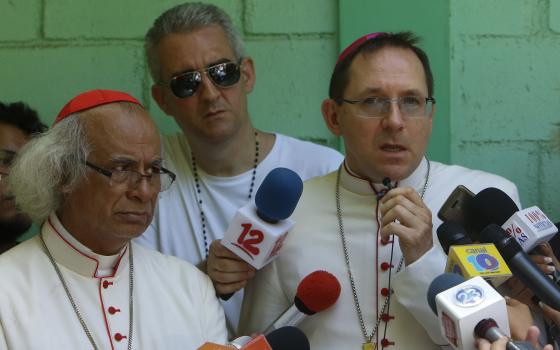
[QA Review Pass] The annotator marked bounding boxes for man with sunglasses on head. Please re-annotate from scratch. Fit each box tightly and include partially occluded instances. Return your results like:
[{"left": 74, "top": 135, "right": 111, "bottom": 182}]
[
  {"left": 0, "top": 90, "right": 226, "bottom": 349},
  {"left": 0, "top": 101, "right": 46, "bottom": 254},
  {"left": 140, "top": 2, "right": 343, "bottom": 334},
  {"left": 239, "top": 32, "right": 520, "bottom": 349}
]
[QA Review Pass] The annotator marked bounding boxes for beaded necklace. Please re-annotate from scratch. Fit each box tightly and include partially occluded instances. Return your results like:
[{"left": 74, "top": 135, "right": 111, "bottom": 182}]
[{"left": 191, "top": 131, "right": 259, "bottom": 257}]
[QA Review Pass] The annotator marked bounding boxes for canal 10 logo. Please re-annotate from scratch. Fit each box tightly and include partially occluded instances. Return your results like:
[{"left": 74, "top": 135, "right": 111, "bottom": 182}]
[{"left": 448, "top": 244, "right": 506, "bottom": 277}]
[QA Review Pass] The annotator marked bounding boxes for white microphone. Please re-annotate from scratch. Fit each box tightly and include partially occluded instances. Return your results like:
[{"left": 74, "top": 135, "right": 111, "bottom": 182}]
[
  {"left": 465, "top": 187, "right": 558, "bottom": 252},
  {"left": 221, "top": 168, "right": 303, "bottom": 269},
  {"left": 501, "top": 206, "right": 558, "bottom": 252},
  {"left": 427, "top": 274, "right": 509, "bottom": 350}
]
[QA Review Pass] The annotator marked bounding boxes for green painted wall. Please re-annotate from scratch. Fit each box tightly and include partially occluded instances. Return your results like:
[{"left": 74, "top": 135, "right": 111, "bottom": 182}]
[
  {"left": 450, "top": 0, "right": 560, "bottom": 217},
  {"left": 339, "top": 0, "right": 451, "bottom": 164},
  {"left": 0, "top": 0, "right": 339, "bottom": 148}
]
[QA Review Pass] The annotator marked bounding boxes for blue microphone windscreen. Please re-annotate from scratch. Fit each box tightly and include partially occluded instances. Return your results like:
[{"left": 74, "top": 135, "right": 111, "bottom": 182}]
[
  {"left": 465, "top": 187, "right": 519, "bottom": 236},
  {"left": 427, "top": 273, "right": 465, "bottom": 314},
  {"left": 266, "top": 326, "right": 310, "bottom": 350},
  {"left": 255, "top": 168, "right": 303, "bottom": 223}
]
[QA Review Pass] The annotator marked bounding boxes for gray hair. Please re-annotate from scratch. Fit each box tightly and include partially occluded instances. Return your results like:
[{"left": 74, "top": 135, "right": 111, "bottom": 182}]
[
  {"left": 145, "top": 2, "right": 246, "bottom": 83},
  {"left": 8, "top": 115, "right": 90, "bottom": 222}
]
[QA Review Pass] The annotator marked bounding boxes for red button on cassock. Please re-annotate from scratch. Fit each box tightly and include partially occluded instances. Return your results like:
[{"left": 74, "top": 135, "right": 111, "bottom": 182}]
[
  {"left": 380, "top": 262, "right": 393, "bottom": 271},
  {"left": 381, "top": 313, "right": 395, "bottom": 322},
  {"left": 108, "top": 306, "right": 120, "bottom": 315},
  {"left": 114, "top": 333, "right": 127, "bottom": 342},
  {"left": 381, "top": 338, "right": 395, "bottom": 347},
  {"left": 381, "top": 288, "right": 390, "bottom": 297},
  {"left": 103, "top": 281, "right": 113, "bottom": 289}
]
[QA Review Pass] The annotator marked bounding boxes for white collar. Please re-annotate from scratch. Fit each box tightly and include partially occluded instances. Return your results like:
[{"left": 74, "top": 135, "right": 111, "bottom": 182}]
[
  {"left": 41, "top": 213, "right": 129, "bottom": 278},
  {"left": 340, "top": 157, "right": 429, "bottom": 196}
]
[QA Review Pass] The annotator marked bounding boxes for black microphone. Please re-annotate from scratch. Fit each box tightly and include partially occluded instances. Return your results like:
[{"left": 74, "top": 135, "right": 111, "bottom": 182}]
[
  {"left": 475, "top": 318, "right": 536, "bottom": 350},
  {"left": 479, "top": 223, "right": 560, "bottom": 309},
  {"left": 265, "top": 326, "right": 310, "bottom": 350},
  {"left": 437, "top": 221, "right": 473, "bottom": 255}
]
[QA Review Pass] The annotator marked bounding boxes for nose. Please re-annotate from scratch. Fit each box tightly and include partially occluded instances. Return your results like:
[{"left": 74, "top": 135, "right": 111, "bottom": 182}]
[
  {"left": 198, "top": 72, "right": 220, "bottom": 102},
  {"left": 382, "top": 101, "right": 405, "bottom": 130},
  {"left": 128, "top": 176, "right": 156, "bottom": 203}
]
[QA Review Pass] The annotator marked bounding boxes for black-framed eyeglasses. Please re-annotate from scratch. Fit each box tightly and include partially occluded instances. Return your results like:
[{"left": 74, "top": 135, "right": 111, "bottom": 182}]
[
  {"left": 161, "top": 59, "right": 243, "bottom": 98},
  {"left": 85, "top": 161, "right": 176, "bottom": 192},
  {"left": 336, "top": 96, "right": 436, "bottom": 119}
]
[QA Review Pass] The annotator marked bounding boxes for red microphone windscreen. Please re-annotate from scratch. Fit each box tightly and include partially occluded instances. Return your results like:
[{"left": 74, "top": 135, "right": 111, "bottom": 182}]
[{"left": 296, "top": 270, "right": 341, "bottom": 313}]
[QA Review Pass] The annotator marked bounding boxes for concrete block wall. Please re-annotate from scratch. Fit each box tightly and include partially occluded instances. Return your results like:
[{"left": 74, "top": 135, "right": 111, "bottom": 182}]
[
  {"left": 450, "top": 0, "right": 560, "bottom": 218},
  {"left": 0, "top": 0, "right": 339, "bottom": 148}
]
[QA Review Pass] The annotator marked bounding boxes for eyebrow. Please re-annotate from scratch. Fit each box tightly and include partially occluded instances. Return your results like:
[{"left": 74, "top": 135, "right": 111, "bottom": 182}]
[
  {"left": 109, "top": 156, "right": 163, "bottom": 168},
  {"left": 357, "top": 88, "right": 426, "bottom": 97}
]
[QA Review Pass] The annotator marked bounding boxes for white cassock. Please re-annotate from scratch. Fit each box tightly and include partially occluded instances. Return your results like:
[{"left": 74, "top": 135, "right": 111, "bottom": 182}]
[
  {"left": 239, "top": 158, "right": 520, "bottom": 350},
  {"left": 0, "top": 213, "right": 227, "bottom": 349}
]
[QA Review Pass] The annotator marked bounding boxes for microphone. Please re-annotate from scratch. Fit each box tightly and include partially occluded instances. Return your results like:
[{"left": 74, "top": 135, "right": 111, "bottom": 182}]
[
  {"left": 197, "top": 326, "right": 310, "bottom": 350},
  {"left": 222, "top": 167, "right": 303, "bottom": 269},
  {"left": 437, "top": 221, "right": 511, "bottom": 286},
  {"left": 479, "top": 224, "right": 560, "bottom": 310},
  {"left": 427, "top": 273, "right": 510, "bottom": 350},
  {"left": 466, "top": 187, "right": 558, "bottom": 252},
  {"left": 474, "top": 318, "right": 537, "bottom": 350},
  {"left": 264, "top": 270, "right": 341, "bottom": 334}
]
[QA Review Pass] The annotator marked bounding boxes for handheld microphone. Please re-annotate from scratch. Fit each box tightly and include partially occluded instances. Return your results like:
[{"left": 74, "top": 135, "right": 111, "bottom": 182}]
[
  {"left": 197, "top": 326, "right": 310, "bottom": 350},
  {"left": 437, "top": 221, "right": 512, "bottom": 286},
  {"left": 466, "top": 187, "right": 558, "bottom": 252},
  {"left": 263, "top": 270, "right": 341, "bottom": 334},
  {"left": 222, "top": 167, "right": 303, "bottom": 269},
  {"left": 479, "top": 224, "right": 560, "bottom": 310},
  {"left": 427, "top": 273, "right": 509, "bottom": 350},
  {"left": 474, "top": 318, "right": 537, "bottom": 350}
]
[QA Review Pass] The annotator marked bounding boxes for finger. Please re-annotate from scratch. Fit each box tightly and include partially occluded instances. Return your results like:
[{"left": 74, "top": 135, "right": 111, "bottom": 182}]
[
  {"left": 380, "top": 202, "right": 430, "bottom": 229},
  {"left": 214, "top": 280, "right": 248, "bottom": 295},
  {"left": 524, "top": 326, "right": 541, "bottom": 347},
  {"left": 208, "top": 267, "right": 255, "bottom": 285},
  {"left": 209, "top": 257, "right": 255, "bottom": 274},
  {"left": 476, "top": 338, "right": 491, "bottom": 350},
  {"left": 505, "top": 296, "right": 521, "bottom": 306},
  {"left": 209, "top": 239, "right": 243, "bottom": 260},
  {"left": 380, "top": 187, "right": 424, "bottom": 208},
  {"left": 539, "top": 302, "right": 560, "bottom": 325}
]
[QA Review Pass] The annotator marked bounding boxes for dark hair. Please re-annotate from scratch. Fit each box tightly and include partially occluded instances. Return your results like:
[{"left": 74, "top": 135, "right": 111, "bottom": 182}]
[
  {"left": 328, "top": 31, "right": 434, "bottom": 101},
  {"left": 0, "top": 102, "right": 47, "bottom": 135}
]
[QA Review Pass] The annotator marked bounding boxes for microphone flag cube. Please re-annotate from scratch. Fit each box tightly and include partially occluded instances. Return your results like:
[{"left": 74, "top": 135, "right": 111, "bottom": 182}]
[
  {"left": 222, "top": 203, "right": 294, "bottom": 269},
  {"left": 445, "top": 243, "right": 511, "bottom": 287}
]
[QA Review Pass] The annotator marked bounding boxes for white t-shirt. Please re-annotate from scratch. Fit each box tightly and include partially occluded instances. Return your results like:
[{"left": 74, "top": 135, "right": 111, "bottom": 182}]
[{"left": 137, "top": 132, "right": 343, "bottom": 333}]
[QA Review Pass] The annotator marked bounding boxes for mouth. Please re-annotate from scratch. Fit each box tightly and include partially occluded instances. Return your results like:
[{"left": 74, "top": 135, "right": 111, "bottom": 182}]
[
  {"left": 380, "top": 143, "right": 407, "bottom": 153},
  {"left": 204, "top": 109, "right": 226, "bottom": 118},
  {"left": 115, "top": 211, "right": 150, "bottom": 224}
]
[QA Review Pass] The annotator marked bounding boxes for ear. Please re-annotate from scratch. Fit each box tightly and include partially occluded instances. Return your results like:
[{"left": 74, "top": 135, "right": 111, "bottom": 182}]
[
  {"left": 151, "top": 84, "right": 174, "bottom": 117},
  {"left": 240, "top": 57, "right": 256, "bottom": 93},
  {"left": 321, "top": 98, "right": 343, "bottom": 136}
]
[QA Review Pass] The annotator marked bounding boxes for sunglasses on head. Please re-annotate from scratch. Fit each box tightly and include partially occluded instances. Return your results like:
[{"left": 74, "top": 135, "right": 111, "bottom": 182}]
[{"left": 165, "top": 59, "right": 243, "bottom": 98}]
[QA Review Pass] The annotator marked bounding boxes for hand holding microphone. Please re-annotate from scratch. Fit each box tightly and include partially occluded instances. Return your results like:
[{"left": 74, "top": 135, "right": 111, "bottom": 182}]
[
  {"left": 476, "top": 326, "right": 553, "bottom": 350},
  {"left": 379, "top": 186, "right": 433, "bottom": 265},
  {"left": 207, "top": 240, "right": 256, "bottom": 296},
  {"left": 209, "top": 168, "right": 303, "bottom": 297}
]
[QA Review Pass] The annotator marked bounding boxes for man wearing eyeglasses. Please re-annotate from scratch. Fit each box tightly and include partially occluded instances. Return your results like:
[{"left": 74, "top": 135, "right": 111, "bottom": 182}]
[
  {"left": 139, "top": 2, "right": 343, "bottom": 334},
  {"left": 0, "top": 102, "right": 46, "bottom": 254},
  {"left": 0, "top": 90, "right": 227, "bottom": 349},
  {"left": 239, "top": 32, "right": 520, "bottom": 349}
]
